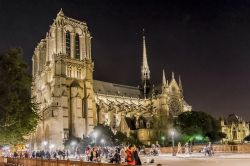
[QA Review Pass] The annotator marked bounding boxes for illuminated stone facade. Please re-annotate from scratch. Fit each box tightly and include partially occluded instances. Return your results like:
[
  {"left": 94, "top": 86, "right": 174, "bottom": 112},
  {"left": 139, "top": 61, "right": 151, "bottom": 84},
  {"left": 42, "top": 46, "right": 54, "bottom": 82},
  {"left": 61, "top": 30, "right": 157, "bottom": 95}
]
[
  {"left": 221, "top": 114, "right": 249, "bottom": 143},
  {"left": 30, "top": 10, "right": 192, "bottom": 150}
]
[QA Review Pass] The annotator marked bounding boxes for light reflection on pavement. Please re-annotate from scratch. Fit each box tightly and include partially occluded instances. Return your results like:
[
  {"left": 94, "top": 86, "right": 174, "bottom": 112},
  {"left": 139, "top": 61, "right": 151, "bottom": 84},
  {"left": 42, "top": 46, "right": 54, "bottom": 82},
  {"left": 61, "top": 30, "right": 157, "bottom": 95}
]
[{"left": 139, "top": 153, "right": 250, "bottom": 166}]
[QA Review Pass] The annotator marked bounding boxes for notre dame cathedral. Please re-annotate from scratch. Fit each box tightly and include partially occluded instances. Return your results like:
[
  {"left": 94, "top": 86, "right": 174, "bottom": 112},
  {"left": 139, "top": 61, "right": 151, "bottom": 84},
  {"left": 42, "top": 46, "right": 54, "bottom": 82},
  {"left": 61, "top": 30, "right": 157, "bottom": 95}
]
[{"left": 30, "top": 10, "right": 192, "bottom": 150}]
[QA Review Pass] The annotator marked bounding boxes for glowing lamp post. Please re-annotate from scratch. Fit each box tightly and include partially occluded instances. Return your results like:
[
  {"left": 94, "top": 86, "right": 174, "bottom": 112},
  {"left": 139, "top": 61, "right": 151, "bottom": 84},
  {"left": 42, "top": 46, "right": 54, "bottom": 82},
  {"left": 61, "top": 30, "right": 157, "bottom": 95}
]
[
  {"left": 71, "top": 141, "right": 77, "bottom": 156},
  {"left": 161, "top": 136, "right": 165, "bottom": 146},
  {"left": 42, "top": 141, "right": 48, "bottom": 151},
  {"left": 93, "top": 132, "right": 98, "bottom": 145},
  {"left": 100, "top": 139, "right": 105, "bottom": 147},
  {"left": 49, "top": 144, "right": 55, "bottom": 152},
  {"left": 171, "top": 130, "right": 175, "bottom": 156}
]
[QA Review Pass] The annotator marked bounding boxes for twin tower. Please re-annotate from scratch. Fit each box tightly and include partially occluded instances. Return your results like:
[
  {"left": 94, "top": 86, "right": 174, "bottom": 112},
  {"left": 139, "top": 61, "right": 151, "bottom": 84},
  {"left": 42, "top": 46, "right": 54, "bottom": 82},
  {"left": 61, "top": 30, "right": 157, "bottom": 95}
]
[{"left": 30, "top": 10, "right": 191, "bottom": 149}]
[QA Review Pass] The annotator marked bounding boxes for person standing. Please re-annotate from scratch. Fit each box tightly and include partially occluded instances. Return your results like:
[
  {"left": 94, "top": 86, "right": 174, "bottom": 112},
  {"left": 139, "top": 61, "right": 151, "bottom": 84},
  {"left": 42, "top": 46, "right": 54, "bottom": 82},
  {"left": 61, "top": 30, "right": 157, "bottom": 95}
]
[
  {"left": 125, "top": 145, "right": 135, "bottom": 165},
  {"left": 133, "top": 145, "right": 141, "bottom": 165},
  {"left": 120, "top": 147, "right": 126, "bottom": 164}
]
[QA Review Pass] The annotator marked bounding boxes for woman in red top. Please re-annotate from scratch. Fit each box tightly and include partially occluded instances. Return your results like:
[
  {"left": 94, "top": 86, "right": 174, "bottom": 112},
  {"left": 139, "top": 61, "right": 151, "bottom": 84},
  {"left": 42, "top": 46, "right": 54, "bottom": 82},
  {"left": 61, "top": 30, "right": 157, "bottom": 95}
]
[{"left": 125, "top": 145, "right": 135, "bottom": 165}]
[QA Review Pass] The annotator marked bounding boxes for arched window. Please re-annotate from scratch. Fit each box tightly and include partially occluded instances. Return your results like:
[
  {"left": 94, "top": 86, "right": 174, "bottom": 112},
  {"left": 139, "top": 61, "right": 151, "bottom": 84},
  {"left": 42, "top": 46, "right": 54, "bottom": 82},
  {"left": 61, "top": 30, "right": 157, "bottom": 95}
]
[
  {"left": 66, "top": 31, "right": 71, "bottom": 56},
  {"left": 75, "top": 34, "right": 80, "bottom": 59},
  {"left": 67, "top": 66, "right": 72, "bottom": 77},
  {"left": 77, "top": 69, "right": 81, "bottom": 78}
]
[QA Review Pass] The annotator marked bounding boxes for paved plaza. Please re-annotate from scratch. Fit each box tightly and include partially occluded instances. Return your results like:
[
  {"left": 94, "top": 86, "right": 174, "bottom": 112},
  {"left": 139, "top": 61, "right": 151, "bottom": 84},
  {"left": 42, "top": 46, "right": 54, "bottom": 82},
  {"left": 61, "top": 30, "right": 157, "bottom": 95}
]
[{"left": 140, "top": 153, "right": 250, "bottom": 166}]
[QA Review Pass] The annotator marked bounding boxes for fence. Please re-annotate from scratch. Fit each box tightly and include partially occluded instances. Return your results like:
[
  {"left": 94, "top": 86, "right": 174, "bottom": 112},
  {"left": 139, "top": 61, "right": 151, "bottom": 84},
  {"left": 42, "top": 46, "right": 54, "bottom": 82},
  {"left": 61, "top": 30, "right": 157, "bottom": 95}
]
[
  {"left": 146, "top": 144, "right": 250, "bottom": 153},
  {"left": 1, "top": 157, "right": 128, "bottom": 166}
]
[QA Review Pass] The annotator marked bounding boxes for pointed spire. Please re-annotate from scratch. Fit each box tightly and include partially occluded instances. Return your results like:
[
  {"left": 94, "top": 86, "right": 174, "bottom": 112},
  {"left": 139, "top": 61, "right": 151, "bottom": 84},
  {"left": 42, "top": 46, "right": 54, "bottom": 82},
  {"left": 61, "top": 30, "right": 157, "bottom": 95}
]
[
  {"left": 142, "top": 29, "right": 149, "bottom": 70},
  {"left": 179, "top": 75, "right": 183, "bottom": 90},
  {"left": 162, "top": 69, "right": 167, "bottom": 85},
  {"left": 172, "top": 72, "right": 175, "bottom": 80},
  {"left": 58, "top": 8, "right": 64, "bottom": 16},
  {"left": 141, "top": 29, "right": 150, "bottom": 81}
]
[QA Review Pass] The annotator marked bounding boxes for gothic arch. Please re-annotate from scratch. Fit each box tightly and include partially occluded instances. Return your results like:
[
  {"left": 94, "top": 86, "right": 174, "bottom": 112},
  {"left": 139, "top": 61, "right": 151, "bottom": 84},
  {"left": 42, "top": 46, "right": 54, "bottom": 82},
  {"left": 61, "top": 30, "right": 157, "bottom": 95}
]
[
  {"left": 75, "top": 33, "right": 80, "bottom": 59},
  {"left": 64, "top": 24, "right": 74, "bottom": 33},
  {"left": 138, "top": 116, "right": 146, "bottom": 128},
  {"left": 75, "top": 27, "right": 83, "bottom": 35}
]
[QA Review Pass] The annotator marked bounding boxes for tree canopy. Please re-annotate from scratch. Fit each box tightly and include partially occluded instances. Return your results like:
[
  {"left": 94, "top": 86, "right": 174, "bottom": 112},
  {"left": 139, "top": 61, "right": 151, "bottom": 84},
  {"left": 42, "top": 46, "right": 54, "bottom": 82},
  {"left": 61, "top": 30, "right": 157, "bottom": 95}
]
[
  {"left": 175, "top": 111, "right": 225, "bottom": 142},
  {"left": 0, "top": 48, "right": 39, "bottom": 145},
  {"left": 152, "top": 112, "right": 173, "bottom": 146}
]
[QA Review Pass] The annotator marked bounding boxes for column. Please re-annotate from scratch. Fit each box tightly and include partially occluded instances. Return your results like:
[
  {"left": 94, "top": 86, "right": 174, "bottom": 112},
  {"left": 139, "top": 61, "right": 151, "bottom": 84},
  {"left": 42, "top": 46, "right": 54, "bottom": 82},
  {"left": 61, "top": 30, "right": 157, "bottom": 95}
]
[
  {"left": 79, "top": 34, "right": 85, "bottom": 60},
  {"left": 49, "top": 27, "right": 56, "bottom": 59},
  {"left": 56, "top": 27, "right": 63, "bottom": 54},
  {"left": 70, "top": 32, "right": 75, "bottom": 58}
]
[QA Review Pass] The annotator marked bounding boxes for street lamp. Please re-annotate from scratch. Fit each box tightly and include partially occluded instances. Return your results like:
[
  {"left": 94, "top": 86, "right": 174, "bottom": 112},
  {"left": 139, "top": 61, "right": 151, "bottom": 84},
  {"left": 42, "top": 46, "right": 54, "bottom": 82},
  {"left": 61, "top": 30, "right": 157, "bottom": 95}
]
[
  {"left": 70, "top": 141, "right": 77, "bottom": 156},
  {"left": 161, "top": 136, "right": 165, "bottom": 146},
  {"left": 42, "top": 141, "right": 48, "bottom": 146},
  {"left": 100, "top": 139, "right": 105, "bottom": 147},
  {"left": 171, "top": 130, "right": 175, "bottom": 156},
  {"left": 92, "top": 132, "right": 98, "bottom": 145},
  {"left": 25, "top": 144, "right": 30, "bottom": 152},
  {"left": 42, "top": 141, "right": 48, "bottom": 151},
  {"left": 49, "top": 144, "right": 55, "bottom": 151}
]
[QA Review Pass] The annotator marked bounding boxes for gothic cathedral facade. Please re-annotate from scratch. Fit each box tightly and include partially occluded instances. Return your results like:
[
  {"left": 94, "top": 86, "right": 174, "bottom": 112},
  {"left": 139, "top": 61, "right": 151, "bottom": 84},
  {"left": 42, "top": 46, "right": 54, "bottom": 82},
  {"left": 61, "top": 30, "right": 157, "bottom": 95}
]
[{"left": 30, "top": 10, "right": 192, "bottom": 150}]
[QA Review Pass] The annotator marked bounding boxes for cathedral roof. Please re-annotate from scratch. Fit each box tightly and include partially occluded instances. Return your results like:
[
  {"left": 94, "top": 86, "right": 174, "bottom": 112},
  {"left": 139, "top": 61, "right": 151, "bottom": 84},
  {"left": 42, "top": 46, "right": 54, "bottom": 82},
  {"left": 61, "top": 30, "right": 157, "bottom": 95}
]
[
  {"left": 227, "top": 114, "right": 241, "bottom": 123},
  {"left": 223, "top": 114, "right": 244, "bottom": 125},
  {"left": 93, "top": 80, "right": 140, "bottom": 98}
]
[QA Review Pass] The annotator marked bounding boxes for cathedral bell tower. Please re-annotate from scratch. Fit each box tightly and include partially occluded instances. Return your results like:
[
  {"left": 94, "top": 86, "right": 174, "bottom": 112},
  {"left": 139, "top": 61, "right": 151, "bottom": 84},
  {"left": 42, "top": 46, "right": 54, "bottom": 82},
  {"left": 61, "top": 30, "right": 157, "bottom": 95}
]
[
  {"left": 31, "top": 9, "right": 96, "bottom": 150},
  {"left": 139, "top": 32, "right": 151, "bottom": 98}
]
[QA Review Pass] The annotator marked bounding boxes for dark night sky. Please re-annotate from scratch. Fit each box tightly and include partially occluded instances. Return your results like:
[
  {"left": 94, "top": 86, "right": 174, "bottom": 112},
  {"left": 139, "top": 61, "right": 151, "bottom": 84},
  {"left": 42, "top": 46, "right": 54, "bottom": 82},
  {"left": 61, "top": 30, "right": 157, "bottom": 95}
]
[{"left": 1, "top": 0, "right": 250, "bottom": 119}]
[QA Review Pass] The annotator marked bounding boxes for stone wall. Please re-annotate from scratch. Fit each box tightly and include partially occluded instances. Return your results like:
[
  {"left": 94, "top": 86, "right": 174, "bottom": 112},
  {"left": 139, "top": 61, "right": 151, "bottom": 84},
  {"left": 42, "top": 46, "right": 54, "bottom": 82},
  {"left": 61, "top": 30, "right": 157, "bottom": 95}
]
[{"left": 3, "top": 158, "right": 128, "bottom": 166}]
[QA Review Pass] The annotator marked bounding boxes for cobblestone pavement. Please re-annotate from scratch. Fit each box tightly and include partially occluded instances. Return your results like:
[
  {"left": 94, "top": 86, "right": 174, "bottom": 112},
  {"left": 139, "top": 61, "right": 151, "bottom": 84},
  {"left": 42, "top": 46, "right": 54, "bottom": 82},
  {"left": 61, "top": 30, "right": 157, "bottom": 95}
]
[{"left": 140, "top": 153, "right": 250, "bottom": 166}]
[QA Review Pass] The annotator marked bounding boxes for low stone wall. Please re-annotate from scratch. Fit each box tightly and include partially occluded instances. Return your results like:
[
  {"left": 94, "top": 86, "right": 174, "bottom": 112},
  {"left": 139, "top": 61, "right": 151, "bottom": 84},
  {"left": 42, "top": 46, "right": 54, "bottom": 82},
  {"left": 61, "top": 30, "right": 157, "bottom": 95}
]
[
  {"left": 146, "top": 144, "right": 250, "bottom": 153},
  {"left": 0, "top": 157, "right": 4, "bottom": 165},
  {"left": 2, "top": 158, "right": 128, "bottom": 166}
]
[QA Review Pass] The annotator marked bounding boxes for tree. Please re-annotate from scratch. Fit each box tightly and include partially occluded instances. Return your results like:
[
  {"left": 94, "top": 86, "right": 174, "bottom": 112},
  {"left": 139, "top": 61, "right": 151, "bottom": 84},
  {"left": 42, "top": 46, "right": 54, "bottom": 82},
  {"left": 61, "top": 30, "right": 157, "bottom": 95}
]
[
  {"left": 0, "top": 48, "right": 39, "bottom": 145},
  {"left": 114, "top": 131, "right": 128, "bottom": 145},
  {"left": 152, "top": 112, "right": 173, "bottom": 146},
  {"left": 77, "top": 124, "right": 142, "bottom": 149},
  {"left": 175, "top": 111, "right": 225, "bottom": 143},
  {"left": 93, "top": 124, "right": 116, "bottom": 146},
  {"left": 244, "top": 135, "right": 250, "bottom": 142}
]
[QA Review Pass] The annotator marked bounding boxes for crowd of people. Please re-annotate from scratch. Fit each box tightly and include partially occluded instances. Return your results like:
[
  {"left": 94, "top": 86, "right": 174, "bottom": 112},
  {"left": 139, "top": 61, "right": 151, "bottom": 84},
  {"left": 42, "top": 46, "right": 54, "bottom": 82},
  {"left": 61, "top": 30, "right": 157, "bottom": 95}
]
[
  {"left": 11, "top": 150, "right": 69, "bottom": 159},
  {"left": 84, "top": 144, "right": 142, "bottom": 165},
  {"left": 5, "top": 142, "right": 214, "bottom": 165},
  {"left": 8, "top": 145, "right": 142, "bottom": 165}
]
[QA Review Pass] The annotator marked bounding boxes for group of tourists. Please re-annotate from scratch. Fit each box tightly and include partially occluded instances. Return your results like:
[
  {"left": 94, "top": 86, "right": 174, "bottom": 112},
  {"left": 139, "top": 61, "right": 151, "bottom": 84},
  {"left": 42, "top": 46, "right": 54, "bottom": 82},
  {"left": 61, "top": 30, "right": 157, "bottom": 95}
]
[
  {"left": 84, "top": 145, "right": 141, "bottom": 165},
  {"left": 7, "top": 142, "right": 214, "bottom": 165},
  {"left": 202, "top": 142, "right": 214, "bottom": 157},
  {"left": 176, "top": 141, "right": 193, "bottom": 154},
  {"left": 11, "top": 150, "right": 69, "bottom": 159}
]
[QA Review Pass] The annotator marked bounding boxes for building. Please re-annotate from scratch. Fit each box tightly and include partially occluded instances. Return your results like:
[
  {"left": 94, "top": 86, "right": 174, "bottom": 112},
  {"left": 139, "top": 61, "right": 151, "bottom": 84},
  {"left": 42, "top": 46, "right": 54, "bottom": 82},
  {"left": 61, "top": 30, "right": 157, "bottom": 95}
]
[
  {"left": 221, "top": 114, "right": 250, "bottom": 143},
  {"left": 30, "top": 10, "right": 192, "bottom": 150}
]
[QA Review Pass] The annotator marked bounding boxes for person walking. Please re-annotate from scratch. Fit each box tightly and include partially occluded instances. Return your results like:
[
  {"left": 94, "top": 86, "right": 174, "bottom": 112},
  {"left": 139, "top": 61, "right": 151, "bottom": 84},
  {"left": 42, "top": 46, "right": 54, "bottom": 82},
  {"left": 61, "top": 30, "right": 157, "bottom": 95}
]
[{"left": 176, "top": 142, "right": 182, "bottom": 155}]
